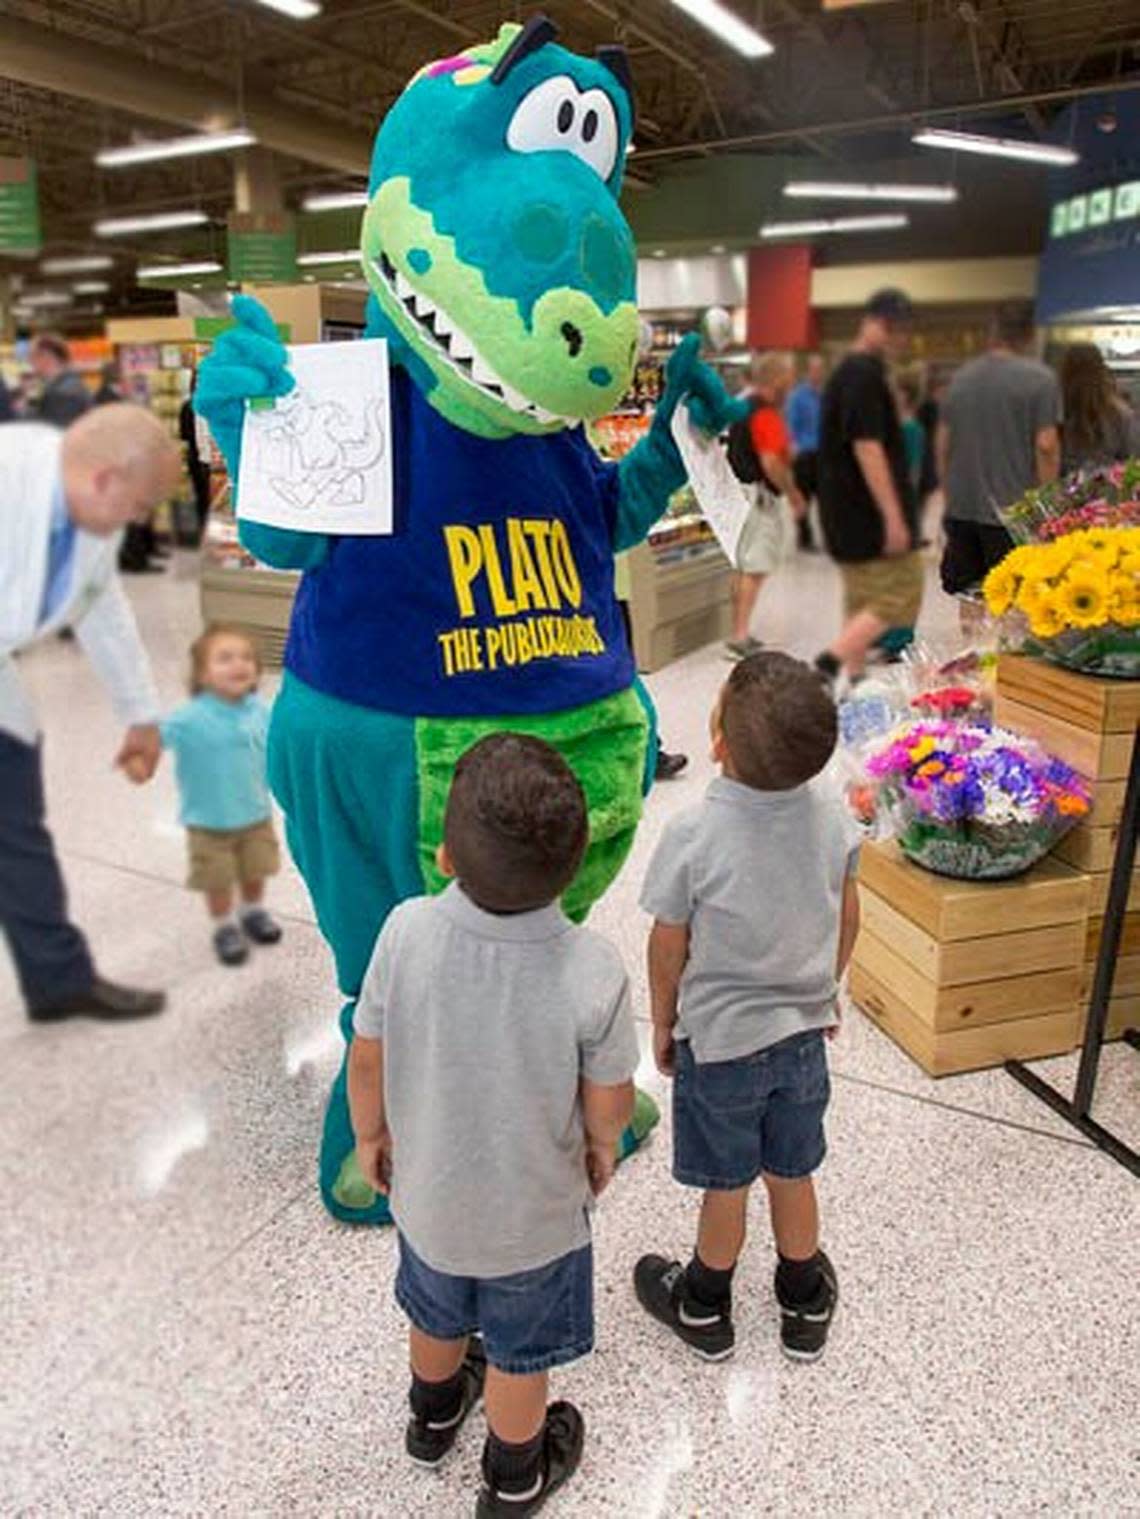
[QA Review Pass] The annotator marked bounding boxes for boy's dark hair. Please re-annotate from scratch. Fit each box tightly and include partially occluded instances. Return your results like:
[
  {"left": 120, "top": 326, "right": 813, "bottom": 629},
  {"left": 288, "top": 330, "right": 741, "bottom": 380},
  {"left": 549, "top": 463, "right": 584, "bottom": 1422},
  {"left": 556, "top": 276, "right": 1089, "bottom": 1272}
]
[
  {"left": 189, "top": 623, "right": 261, "bottom": 694},
  {"left": 721, "top": 651, "right": 837, "bottom": 791},
  {"left": 444, "top": 733, "right": 588, "bottom": 913}
]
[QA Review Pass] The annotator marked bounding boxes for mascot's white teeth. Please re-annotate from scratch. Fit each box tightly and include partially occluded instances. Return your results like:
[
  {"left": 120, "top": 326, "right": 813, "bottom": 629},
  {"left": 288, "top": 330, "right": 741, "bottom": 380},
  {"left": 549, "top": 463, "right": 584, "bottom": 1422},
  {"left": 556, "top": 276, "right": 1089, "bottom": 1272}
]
[{"left": 374, "top": 251, "right": 566, "bottom": 426}]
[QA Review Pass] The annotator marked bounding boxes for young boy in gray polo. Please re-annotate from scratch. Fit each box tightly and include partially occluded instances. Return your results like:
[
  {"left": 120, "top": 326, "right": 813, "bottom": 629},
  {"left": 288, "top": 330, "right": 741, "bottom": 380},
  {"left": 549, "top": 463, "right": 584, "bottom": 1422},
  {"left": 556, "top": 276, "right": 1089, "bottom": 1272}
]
[
  {"left": 348, "top": 733, "right": 637, "bottom": 1518},
  {"left": 634, "top": 651, "right": 861, "bottom": 1364}
]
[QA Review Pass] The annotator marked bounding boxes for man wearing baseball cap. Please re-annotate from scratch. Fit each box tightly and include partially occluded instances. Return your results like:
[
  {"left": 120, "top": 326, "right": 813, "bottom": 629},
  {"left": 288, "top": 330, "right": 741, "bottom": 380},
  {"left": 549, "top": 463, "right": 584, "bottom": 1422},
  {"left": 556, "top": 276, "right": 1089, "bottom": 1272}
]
[{"left": 814, "top": 288, "right": 923, "bottom": 685}]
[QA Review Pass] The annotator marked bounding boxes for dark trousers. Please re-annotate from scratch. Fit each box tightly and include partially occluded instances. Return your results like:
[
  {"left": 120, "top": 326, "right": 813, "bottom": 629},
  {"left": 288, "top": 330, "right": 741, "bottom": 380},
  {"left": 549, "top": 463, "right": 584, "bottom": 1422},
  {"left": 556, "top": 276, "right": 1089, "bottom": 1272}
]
[{"left": 0, "top": 731, "right": 94, "bottom": 1009}]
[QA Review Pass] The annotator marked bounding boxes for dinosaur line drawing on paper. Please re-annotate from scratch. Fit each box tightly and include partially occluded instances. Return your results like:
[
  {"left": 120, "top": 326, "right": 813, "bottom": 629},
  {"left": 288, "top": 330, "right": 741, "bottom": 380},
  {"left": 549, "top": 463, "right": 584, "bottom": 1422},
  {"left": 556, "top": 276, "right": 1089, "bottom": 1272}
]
[{"left": 249, "top": 388, "right": 387, "bottom": 513}]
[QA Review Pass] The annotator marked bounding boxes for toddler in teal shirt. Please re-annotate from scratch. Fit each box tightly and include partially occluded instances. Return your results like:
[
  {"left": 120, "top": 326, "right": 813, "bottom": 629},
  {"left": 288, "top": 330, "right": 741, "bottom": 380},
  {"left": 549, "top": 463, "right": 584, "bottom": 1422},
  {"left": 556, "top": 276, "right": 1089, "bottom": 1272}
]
[{"left": 138, "top": 624, "right": 283, "bottom": 966}]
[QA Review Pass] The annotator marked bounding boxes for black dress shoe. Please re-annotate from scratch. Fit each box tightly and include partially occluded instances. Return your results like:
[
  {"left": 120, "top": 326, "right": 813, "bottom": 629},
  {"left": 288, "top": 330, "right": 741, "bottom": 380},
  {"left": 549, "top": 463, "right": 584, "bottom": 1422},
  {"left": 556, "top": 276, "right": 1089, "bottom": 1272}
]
[
  {"left": 29, "top": 976, "right": 166, "bottom": 1022},
  {"left": 655, "top": 749, "right": 689, "bottom": 781}
]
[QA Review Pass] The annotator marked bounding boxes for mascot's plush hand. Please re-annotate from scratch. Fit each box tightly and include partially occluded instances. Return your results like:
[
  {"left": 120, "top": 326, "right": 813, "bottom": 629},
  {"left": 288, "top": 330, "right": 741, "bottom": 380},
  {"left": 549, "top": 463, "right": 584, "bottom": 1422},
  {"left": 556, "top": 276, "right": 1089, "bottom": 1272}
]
[
  {"left": 195, "top": 295, "right": 331, "bottom": 572},
  {"left": 194, "top": 295, "right": 294, "bottom": 477},
  {"left": 653, "top": 332, "right": 750, "bottom": 439}
]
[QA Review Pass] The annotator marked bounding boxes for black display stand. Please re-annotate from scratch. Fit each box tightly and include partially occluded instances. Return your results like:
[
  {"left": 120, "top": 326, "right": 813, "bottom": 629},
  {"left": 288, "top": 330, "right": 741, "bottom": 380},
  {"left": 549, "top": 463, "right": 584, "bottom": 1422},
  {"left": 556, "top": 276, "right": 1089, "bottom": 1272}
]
[{"left": 1006, "top": 722, "right": 1140, "bottom": 1177}]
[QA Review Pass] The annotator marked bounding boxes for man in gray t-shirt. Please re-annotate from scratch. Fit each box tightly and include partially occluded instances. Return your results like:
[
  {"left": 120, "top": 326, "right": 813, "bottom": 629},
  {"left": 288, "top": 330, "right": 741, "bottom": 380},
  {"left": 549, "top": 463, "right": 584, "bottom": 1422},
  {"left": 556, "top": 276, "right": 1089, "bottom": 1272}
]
[
  {"left": 347, "top": 733, "right": 637, "bottom": 1514},
  {"left": 937, "top": 301, "right": 1061, "bottom": 596}
]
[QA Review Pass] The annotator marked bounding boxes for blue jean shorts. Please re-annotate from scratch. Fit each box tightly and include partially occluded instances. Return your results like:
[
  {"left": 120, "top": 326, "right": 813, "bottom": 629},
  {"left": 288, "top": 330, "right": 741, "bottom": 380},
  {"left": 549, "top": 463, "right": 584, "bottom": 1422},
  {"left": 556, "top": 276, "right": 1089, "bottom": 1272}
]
[
  {"left": 673, "top": 1030, "right": 830, "bottom": 1189},
  {"left": 395, "top": 1234, "right": 594, "bottom": 1376}
]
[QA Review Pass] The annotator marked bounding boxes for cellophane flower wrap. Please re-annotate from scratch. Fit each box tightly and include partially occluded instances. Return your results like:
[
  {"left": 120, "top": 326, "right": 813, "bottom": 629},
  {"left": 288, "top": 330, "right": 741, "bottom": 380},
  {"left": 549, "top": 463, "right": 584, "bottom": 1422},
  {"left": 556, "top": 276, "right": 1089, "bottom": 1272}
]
[
  {"left": 866, "top": 720, "right": 1090, "bottom": 879},
  {"left": 983, "top": 525, "right": 1140, "bottom": 678}
]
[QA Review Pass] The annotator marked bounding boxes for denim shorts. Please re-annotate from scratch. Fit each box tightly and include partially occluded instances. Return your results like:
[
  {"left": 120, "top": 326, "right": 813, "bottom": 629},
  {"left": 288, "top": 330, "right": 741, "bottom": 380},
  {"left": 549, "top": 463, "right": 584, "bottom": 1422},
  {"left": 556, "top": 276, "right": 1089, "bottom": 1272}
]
[
  {"left": 395, "top": 1234, "right": 594, "bottom": 1376},
  {"left": 672, "top": 1030, "right": 830, "bottom": 1189}
]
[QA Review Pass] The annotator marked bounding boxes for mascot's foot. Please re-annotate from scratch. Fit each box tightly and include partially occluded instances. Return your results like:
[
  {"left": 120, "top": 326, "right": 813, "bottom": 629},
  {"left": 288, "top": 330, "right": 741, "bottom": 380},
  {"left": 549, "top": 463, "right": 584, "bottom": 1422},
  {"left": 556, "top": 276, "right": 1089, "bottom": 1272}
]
[
  {"left": 616, "top": 1088, "right": 660, "bottom": 1164},
  {"left": 326, "top": 1148, "right": 394, "bottom": 1226}
]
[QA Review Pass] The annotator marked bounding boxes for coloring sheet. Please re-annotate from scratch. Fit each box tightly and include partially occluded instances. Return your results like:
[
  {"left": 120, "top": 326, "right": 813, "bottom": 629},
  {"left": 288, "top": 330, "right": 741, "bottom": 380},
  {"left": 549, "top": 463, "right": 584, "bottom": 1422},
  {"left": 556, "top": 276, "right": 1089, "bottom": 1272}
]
[
  {"left": 236, "top": 339, "right": 393, "bottom": 535},
  {"left": 670, "top": 401, "right": 751, "bottom": 563}
]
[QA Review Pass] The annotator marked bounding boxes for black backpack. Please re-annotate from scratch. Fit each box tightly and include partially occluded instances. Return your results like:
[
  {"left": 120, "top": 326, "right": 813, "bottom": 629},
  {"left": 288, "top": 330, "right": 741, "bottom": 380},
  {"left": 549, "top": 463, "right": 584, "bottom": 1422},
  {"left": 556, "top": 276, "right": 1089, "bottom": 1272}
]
[
  {"left": 726, "top": 398, "right": 778, "bottom": 491},
  {"left": 726, "top": 398, "right": 762, "bottom": 484}
]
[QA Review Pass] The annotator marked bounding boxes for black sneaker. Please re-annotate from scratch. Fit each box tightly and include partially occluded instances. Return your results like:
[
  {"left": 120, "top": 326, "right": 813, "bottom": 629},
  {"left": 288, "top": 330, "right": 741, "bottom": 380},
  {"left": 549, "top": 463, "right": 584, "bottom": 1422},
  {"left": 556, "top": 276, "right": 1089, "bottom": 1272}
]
[
  {"left": 213, "top": 922, "right": 249, "bottom": 967},
  {"left": 776, "top": 1251, "right": 838, "bottom": 1362},
  {"left": 655, "top": 748, "right": 689, "bottom": 782},
  {"left": 241, "top": 908, "right": 282, "bottom": 945},
  {"left": 406, "top": 1339, "right": 486, "bottom": 1468},
  {"left": 476, "top": 1401, "right": 584, "bottom": 1517},
  {"left": 633, "top": 1255, "right": 735, "bottom": 1361}
]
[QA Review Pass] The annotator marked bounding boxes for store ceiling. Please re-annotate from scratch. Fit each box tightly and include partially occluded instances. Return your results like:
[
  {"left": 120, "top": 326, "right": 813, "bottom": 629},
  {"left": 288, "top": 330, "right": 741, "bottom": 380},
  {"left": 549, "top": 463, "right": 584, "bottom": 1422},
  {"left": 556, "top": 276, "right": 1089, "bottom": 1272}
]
[{"left": 1, "top": 0, "right": 1139, "bottom": 319}]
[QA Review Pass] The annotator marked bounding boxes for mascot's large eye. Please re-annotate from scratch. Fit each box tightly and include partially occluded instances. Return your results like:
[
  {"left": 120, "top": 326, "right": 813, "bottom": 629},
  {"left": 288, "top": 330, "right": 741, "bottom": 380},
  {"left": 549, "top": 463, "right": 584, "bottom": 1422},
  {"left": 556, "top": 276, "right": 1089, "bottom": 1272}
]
[{"left": 507, "top": 76, "right": 620, "bottom": 182}]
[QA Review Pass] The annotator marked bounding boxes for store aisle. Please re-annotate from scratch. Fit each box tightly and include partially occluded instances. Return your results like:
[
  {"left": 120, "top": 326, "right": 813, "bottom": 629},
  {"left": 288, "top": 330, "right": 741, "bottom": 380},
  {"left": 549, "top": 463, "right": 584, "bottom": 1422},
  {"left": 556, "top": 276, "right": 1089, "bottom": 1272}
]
[{"left": 2, "top": 554, "right": 1137, "bottom": 1518}]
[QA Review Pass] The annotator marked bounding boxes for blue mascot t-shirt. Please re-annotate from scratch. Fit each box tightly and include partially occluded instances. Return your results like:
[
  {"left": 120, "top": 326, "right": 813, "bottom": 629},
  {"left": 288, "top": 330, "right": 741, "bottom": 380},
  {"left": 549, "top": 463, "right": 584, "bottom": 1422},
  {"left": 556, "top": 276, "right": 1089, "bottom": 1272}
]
[{"left": 285, "top": 368, "right": 635, "bottom": 718}]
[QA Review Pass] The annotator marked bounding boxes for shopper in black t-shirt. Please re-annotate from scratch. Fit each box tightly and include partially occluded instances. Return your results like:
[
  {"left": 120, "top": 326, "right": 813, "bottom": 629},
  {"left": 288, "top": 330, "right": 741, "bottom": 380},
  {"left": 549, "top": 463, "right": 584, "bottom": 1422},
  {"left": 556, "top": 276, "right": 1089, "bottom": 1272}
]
[{"left": 814, "top": 289, "right": 923, "bottom": 684}]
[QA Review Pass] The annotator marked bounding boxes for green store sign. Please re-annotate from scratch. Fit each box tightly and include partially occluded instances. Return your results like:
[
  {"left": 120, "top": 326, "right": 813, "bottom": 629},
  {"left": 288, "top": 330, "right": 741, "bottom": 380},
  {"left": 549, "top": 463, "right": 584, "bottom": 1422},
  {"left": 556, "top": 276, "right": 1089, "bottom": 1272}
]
[
  {"left": 227, "top": 212, "right": 298, "bottom": 283},
  {"left": 0, "top": 157, "right": 42, "bottom": 257},
  {"left": 1051, "top": 180, "right": 1140, "bottom": 238}
]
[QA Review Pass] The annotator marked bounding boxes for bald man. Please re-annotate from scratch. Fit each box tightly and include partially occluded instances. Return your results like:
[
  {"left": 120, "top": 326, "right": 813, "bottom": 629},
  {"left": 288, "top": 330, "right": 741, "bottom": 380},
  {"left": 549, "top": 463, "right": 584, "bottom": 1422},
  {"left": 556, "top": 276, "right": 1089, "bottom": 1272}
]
[{"left": 0, "top": 404, "right": 180, "bottom": 1022}]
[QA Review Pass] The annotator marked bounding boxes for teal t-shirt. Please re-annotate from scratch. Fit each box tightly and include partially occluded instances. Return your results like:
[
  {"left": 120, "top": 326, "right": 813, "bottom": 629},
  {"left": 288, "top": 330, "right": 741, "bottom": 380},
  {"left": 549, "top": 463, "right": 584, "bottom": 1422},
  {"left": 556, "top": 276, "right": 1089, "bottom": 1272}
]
[{"left": 160, "top": 692, "right": 272, "bottom": 831}]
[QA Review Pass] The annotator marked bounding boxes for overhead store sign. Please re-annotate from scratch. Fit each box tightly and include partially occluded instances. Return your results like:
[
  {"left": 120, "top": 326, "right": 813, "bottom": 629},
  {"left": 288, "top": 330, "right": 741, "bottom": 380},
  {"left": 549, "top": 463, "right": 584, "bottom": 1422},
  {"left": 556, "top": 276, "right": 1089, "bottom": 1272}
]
[
  {"left": 0, "top": 157, "right": 42, "bottom": 257},
  {"left": 227, "top": 212, "right": 298, "bottom": 284},
  {"left": 1049, "top": 181, "right": 1140, "bottom": 238}
]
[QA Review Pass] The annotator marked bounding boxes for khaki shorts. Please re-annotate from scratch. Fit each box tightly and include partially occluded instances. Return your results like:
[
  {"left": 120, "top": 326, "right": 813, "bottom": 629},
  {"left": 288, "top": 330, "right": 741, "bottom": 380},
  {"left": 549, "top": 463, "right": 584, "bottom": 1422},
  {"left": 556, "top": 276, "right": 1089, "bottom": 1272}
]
[
  {"left": 840, "top": 551, "right": 924, "bottom": 627},
  {"left": 736, "top": 489, "right": 793, "bottom": 576},
  {"left": 187, "top": 819, "right": 281, "bottom": 893}
]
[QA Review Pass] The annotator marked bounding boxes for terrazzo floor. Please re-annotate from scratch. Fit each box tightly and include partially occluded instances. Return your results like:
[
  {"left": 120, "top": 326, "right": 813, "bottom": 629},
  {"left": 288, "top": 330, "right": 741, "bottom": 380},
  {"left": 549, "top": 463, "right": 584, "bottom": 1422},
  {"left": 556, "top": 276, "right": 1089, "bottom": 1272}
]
[{"left": 2, "top": 548, "right": 1138, "bottom": 1518}]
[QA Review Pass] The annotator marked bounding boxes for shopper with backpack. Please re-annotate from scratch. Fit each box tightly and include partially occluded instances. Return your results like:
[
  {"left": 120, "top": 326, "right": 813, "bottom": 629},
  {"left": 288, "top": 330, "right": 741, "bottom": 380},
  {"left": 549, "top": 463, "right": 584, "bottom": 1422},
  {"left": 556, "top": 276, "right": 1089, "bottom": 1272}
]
[{"left": 724, "top": 352, "right": 805, "bottom": 660}]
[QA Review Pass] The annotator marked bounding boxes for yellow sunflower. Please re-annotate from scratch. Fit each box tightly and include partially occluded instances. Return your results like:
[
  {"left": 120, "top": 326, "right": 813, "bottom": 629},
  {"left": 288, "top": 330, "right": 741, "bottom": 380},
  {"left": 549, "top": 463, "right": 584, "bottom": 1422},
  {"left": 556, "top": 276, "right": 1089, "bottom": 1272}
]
[
  {"left": 1027, "top": 592, "right": 1066, "bottom": 640},
  {"left": 1109, "top": 585, "right": 1140, "bottom": 627},
  {"left": 1056, "top": 566, "right": 1111, "bottom": 629},
  {"left": 1119, "top": 550, "right": 1140, "bottom": 578},
  {"left": 1016, "top": 573, "right": 1059, "bottom": 621},
  {"left": 983, "top": 558, "right": 1020, "bottom": 616}
]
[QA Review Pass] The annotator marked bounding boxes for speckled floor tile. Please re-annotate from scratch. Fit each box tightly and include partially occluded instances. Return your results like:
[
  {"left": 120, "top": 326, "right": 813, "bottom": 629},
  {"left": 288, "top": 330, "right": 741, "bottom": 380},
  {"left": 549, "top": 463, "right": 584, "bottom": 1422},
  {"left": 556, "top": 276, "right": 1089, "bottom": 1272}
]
[{"left": 4, "top": 552, "right": 1139, "bottom": 1517}]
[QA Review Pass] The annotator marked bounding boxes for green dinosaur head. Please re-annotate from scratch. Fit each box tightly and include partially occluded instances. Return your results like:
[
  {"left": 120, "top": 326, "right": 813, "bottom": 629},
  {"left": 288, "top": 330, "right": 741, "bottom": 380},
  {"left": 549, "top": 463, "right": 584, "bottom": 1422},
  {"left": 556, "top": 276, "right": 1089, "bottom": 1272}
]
[{"left": 361, "top": 16, "right": 639, "bottom": 439}]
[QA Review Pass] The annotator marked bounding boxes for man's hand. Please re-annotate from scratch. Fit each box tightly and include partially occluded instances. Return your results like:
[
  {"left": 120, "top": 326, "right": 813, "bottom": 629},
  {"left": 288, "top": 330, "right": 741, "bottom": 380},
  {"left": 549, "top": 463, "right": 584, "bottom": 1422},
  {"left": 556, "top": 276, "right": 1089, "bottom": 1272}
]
[
  {"left": 883, "top": 514, "right": 911, "bottom": 557},
  {"left": 355, "top": 1131, "right": 392, "bottom": 1195},
  {"left": 585, "top": 1140, "right": 616, "bottom": 1198},
  {"left": 653, "top": 1023, "right": 677, "bottom": 1077},
  {"left": 116, "top": 723, "right": 161, "bottom": 783}
]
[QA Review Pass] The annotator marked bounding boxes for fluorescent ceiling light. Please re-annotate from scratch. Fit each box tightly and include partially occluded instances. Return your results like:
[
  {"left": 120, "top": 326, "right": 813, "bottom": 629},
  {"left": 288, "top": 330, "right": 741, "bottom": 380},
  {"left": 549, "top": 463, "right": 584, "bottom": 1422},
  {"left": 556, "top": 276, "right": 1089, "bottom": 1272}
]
[
  {"left": 72, "top": 280, "right": 110, "bottom": 294},
  {"left": 41, "top": 254, "right": 113, "bottom": 274},
  {"left": 301, "top": 189, "right": 369, "bottom": 212},
  {"left": 760, "top": 214, "right": 909, "bottom": 238},
  {"left": 297, "top": 248, "right": 361, "bottom": 266},
  {"left": 251, "top": 0, "right": 321, "bottom": 17},
  {"left": 94, "top": 210, "right": 209, "bottom": 237},
  {"left": 668, "top": 0, "right": 773, "bottom": 59},
  {"left": 22, "top": 290, "right": 73, "bottom": 307},
  {"left": 137, "top": 260, "right": 224, "bottom": 279},
  {"left": 95, "top": 129, "right": 255, "bottom": 169},
  {"left": 784, "top": 180, "right": 957, "bottom": 204},
  {"left": 912, "top": 128, "right": 1078, "bottom": 166}
]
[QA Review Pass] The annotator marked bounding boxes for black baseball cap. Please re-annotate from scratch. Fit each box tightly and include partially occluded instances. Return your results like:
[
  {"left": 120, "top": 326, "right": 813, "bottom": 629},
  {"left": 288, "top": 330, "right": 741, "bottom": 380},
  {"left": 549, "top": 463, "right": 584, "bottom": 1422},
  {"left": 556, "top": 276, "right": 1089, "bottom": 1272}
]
[{"left": 865, "top": 287, "right": 915, "bottom": 325}]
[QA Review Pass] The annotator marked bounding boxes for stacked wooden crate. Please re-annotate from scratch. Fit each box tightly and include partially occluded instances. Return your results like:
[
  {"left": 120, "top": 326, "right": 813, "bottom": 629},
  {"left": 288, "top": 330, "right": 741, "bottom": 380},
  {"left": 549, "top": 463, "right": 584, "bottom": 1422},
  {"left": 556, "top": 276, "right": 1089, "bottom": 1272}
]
[
  {"left": 850, "top": 841, "right": 1090, "bottom": 1076},
  {"left": 994, "top": 654, "right": 1139, "bottom": 1040}
]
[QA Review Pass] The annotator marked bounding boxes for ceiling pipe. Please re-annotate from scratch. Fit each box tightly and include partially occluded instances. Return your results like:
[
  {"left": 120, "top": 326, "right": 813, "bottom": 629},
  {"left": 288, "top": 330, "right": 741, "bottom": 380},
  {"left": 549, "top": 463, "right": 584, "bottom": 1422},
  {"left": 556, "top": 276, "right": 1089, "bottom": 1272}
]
[{"left": 634, "top": 71, "right": 1140, "bottom": 160}]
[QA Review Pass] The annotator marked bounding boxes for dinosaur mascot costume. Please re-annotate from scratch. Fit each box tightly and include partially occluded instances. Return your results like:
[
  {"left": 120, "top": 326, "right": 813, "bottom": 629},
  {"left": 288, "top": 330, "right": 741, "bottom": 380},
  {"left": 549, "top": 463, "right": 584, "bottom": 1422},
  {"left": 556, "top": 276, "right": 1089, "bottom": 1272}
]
[{"left": 196, "top": 14, "right": 746, "bottom": 1225}]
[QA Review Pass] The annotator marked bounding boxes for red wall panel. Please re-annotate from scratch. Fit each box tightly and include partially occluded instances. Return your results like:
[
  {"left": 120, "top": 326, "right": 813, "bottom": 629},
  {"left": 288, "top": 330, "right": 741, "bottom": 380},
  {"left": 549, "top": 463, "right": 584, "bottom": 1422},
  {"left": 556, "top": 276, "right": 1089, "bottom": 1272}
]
[{"left": 747, "top": 244, "right": 817, "bottom": 350}]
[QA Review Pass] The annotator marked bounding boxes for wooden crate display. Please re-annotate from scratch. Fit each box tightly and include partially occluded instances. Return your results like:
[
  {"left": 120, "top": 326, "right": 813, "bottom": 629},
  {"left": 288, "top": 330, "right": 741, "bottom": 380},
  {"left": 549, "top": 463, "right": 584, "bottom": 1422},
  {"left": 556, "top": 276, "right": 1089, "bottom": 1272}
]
[
  {"left": 850, "top": 841, "right": 1089, "bottom": 1077},
  {"left": 994, "top": 654, "right": 1139, "bottom": 1041}
]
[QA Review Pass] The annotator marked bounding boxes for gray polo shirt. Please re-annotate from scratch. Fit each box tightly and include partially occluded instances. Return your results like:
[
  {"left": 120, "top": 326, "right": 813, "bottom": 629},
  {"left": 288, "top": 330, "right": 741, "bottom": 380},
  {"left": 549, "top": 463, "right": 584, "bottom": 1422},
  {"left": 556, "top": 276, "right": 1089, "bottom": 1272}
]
[
  {"left": 943, "top": 352, "right": 1061, "bottom": 525},
  {"left": 354, "top": 883, "right": 638, "bottom": 1279},
  {"left": 640, "top": 776, "right": 859, "bottom": 1064}
]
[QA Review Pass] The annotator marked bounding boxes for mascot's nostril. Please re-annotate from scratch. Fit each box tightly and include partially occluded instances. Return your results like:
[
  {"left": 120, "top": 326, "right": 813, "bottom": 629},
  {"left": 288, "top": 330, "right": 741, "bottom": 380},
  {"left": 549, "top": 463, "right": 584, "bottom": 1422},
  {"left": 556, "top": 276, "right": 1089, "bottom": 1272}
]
[{"left": 560, "top": 321, "right": 584, "bottom": 358}]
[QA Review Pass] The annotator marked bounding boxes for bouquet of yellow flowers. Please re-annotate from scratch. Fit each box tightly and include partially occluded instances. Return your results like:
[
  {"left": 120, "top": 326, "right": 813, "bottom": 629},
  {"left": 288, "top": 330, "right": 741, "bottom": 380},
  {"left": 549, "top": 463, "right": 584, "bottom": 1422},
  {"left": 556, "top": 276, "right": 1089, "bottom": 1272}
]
[{"left": 983, "top": 527, "right": 1140, "bottom": 678}]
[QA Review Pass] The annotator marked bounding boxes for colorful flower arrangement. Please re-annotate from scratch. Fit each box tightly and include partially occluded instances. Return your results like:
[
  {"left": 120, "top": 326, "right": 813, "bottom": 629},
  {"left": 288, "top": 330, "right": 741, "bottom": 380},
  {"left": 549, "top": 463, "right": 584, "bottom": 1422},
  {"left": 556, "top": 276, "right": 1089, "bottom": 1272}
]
[
  {"left": 999, "top": 460, "right": 1140, "bottom": 545},
  {"left": 983, "top": 527, "right": 1140, "bottom": 677},
  {"left": 909, "top": 685, "right": 986, "bottom": 719},
  {"left": 866, "top": 720, "right": 1090, "bottom": 878}
]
